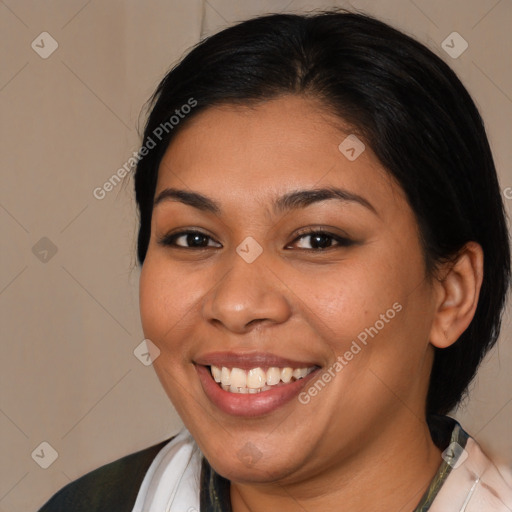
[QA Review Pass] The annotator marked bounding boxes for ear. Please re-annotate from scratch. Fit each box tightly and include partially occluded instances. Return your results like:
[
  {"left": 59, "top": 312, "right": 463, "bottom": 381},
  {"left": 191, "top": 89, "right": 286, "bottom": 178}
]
[{"left": 429, "top": 241, "right": 484, "bottom": 349}]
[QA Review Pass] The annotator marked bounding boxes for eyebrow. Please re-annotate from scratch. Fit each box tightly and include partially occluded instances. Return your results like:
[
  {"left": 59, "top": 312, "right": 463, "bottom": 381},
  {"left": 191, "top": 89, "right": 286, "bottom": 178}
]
[{"left": 153, "top": 186, "right": 378, "bottom": 216}]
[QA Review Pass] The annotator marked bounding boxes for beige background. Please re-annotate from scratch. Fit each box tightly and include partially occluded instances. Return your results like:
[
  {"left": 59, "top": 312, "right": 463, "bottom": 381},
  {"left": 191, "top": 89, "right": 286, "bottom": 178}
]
[{"left": 1, "top": 1, "right": 511, "bottom": 511}]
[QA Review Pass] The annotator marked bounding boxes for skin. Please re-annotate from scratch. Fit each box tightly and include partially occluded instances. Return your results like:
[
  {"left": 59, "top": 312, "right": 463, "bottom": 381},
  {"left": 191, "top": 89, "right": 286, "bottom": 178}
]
[{"left": 139, "top": 94, "right": 483, "bottom": 511}]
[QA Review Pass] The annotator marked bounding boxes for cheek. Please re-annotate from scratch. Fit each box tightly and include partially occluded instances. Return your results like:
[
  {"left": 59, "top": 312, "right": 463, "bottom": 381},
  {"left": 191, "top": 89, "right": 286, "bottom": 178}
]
[
  {"left": 139, "top": 260, "right": 167, "bottom": 341},
  {"left": 138, "top": 258, "right": 202, "bottom": 408},
  {"left": 139, "top": 255, "right": 213, "bottom": 361},
  {"left": 298, "top": 257, "right": 407, "bottom": 344},
  {"left": 139, "top": 256, "right": 190, "bottom": 349},
  {"left": 298, "top": 245, "right": 429, "bottom": 392}
]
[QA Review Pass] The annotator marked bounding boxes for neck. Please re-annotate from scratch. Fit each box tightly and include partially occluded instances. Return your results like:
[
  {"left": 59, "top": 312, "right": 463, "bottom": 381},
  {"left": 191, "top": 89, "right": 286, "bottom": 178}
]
[{"left": 230, "top": 415, "right": 443, "bottom": 512}]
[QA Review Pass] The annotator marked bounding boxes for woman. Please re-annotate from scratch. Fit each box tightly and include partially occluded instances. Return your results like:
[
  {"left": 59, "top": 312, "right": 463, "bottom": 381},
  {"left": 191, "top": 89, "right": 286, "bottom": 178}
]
[{"left": 38, "top": 9, "right": 511, "bottom": 512}]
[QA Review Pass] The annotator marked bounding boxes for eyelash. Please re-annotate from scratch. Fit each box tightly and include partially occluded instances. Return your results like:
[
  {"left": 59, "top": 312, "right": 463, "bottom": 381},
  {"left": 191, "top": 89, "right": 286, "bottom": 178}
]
[{"left": 157, "top": 228, "right": 354, "bottom": 251}]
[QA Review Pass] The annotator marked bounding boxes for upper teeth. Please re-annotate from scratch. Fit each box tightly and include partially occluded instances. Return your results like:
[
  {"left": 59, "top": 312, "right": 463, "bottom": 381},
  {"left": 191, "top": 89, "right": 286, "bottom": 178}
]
[{"left": 210, "top": 365, "right": 315, "bottom": 390}]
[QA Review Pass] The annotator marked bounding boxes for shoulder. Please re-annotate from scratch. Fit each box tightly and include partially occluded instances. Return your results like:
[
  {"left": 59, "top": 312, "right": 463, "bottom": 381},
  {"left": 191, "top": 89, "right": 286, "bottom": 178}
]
[
  {"left": 37, "top": 437, "right": 173, "bottom": 512},
  {"left": 430, "top": 420, "right": 512, "bottom": 511}
]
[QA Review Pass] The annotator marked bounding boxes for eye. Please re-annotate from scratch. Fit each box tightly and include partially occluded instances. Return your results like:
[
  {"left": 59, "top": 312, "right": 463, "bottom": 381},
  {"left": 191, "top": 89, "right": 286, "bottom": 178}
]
[
  {"left": 288, "top": 229, "right": 354, "bottom": 250},
  {"left": 157, "top": 230, "right": 222, "bottom": 249},
  {"left": 157, "top": 228, "right": 354, "bottom": 251}
]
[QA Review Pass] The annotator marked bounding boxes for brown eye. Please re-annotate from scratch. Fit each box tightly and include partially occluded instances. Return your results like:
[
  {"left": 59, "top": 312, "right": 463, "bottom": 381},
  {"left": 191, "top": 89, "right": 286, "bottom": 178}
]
[
  {"left": 289, "top": 230, "right": 354, "bottom": 250},
  {"left": 158, "top": 230, "right": 222, "bottom": 249}
]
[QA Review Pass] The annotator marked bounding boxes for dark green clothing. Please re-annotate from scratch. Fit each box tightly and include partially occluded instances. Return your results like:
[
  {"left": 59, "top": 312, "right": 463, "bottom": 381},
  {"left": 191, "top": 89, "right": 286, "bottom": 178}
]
[{"left": 37, "top": 439, "right": 170, "bottom": 512}]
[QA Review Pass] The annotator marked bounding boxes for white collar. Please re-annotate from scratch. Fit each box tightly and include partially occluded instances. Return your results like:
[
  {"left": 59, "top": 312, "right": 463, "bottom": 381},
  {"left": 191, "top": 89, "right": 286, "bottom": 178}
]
[{"left": 131, "top": 428, "right": 202, "bottom": 512}]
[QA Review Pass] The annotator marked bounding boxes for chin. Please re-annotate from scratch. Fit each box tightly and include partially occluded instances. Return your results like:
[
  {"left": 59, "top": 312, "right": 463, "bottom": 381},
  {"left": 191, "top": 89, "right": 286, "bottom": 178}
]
[{"left": 210, "top": 453, "right": 300, "bottom": 484}]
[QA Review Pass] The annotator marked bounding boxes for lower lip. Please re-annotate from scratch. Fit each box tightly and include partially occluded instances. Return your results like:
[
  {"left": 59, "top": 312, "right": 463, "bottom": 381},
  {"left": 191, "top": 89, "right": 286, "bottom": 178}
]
[{"left": 195, "top": 364, "right": 320, "bottom": 417}]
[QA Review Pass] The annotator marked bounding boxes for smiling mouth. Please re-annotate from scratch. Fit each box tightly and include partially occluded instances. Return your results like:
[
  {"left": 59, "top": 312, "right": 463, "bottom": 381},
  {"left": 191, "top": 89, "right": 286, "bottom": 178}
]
[{"left": 208, "top": 365, "right": 317, "bottom": 394}]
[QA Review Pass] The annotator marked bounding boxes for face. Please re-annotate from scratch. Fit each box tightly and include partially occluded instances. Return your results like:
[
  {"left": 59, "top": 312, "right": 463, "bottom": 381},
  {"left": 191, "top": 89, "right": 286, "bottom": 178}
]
[{"left": 139, "top": 95, "right": 438, "bottom": 485}]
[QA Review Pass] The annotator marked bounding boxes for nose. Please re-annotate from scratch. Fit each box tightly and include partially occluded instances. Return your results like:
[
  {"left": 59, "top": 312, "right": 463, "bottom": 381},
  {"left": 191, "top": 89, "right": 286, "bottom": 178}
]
[{"left": 201, "top": 251, "right": 292, "bottom": 334}]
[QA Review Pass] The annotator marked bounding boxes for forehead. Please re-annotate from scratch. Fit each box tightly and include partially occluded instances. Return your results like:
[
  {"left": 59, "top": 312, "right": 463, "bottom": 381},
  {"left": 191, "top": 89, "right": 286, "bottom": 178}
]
[{"left": 154, "top": 95, "right": 406, "bottom": 218}]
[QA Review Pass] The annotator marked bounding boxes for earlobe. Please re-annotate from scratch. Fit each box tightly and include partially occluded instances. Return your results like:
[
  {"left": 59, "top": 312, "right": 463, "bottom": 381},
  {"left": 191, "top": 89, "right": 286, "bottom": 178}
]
[{"left": 429, "top": 241, "right": 484, "bottom": 349}]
